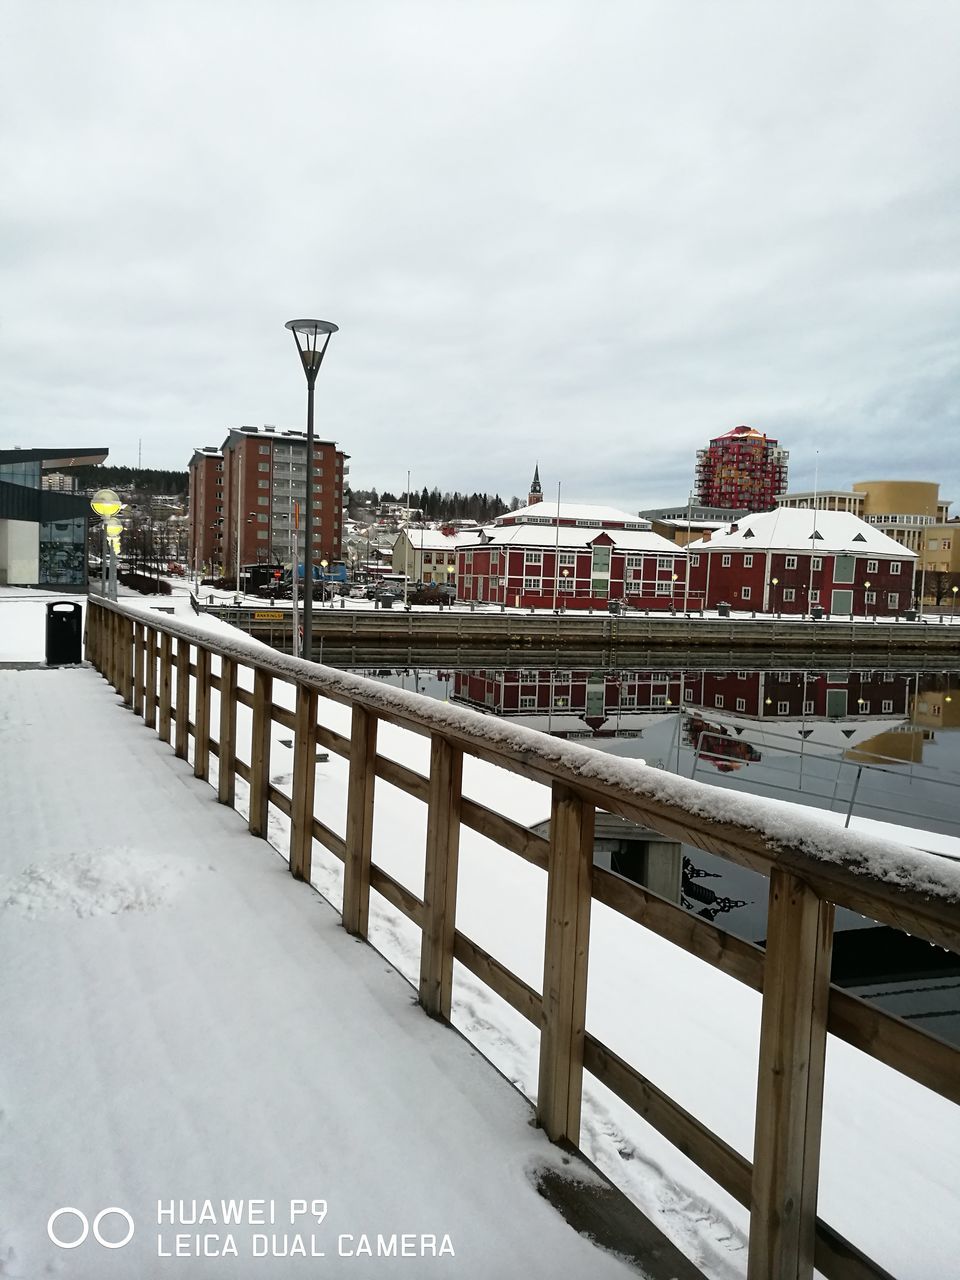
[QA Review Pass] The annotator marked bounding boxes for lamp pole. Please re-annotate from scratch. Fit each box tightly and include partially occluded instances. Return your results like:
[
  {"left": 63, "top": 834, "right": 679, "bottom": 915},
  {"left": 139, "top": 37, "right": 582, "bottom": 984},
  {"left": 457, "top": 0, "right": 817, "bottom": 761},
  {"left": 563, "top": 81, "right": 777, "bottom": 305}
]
[
  {"left": 285, "top": 318, "right": 338, "bottom": 659},
  {"left": 771, "top": 576, "right": 780, "bottom": 617},
  {"left": 953, "top": 584, "right": 958, "bottom": 620}
]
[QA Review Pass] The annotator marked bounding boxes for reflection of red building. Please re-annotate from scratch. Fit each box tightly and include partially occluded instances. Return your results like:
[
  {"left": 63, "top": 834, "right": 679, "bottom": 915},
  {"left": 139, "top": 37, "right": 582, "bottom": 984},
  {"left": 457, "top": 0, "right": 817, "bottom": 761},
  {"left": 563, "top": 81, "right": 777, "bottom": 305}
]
[
  {"left": 456, "top": 498, "right": 685, "bottom": 610},
  {"left": 453, "top": 668, "right": 703, "bottom": 736},
  {"left": 691, "top": 670, "right": 912, "bottom": 720},
  {"left": 686, "top": 509, "right": 916, "bottom": 616}
]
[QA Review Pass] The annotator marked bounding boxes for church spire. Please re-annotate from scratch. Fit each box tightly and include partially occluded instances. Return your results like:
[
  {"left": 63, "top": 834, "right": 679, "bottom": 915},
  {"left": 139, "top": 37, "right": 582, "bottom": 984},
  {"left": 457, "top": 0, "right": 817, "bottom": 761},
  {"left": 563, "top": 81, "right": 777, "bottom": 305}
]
[{"left": 528, "top": 463, "right": 542, "bottom": 506}]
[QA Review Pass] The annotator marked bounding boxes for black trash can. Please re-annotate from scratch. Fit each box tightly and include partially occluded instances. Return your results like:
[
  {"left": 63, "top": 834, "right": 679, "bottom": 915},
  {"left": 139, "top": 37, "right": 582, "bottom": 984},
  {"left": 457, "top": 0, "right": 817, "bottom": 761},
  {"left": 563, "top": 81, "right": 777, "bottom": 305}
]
[
  {"left": 717, "top": 602, "right": 731, "bottom": 618},
  {"left": 46, "top": 601, "right": 83, "bottom": 665},
  {"left": 811, "top": 604, "right": 824, "bottom": 620},
  {"left": 904, "top": 608, "right": 918, "bottom": 622}
]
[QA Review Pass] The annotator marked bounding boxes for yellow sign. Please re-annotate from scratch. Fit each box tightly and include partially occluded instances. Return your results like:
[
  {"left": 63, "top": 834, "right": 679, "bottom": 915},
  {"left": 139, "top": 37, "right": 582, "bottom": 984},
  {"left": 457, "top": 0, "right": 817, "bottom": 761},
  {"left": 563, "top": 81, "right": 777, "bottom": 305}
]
[
  {"left": 253, "top": 611, "right": 285, "bottom": 621},
  {"left": 91, "top": 488, "right": 121, "bottom": 518}
]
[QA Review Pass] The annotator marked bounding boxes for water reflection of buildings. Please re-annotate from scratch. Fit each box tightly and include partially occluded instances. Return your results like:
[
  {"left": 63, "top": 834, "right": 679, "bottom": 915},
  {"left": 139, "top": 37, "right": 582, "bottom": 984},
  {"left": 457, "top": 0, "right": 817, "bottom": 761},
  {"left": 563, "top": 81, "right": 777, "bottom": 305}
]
[{"left": 450, "top": 666, "right": 957, "bottom": 748}]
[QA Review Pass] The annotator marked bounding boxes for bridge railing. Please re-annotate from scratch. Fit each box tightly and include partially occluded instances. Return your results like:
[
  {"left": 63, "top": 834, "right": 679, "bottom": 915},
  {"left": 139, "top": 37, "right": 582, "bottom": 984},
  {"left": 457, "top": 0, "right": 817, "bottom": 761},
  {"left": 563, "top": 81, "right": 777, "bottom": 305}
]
[{"left": 86, "top": 598, "right": 960, "bottom": 1280}]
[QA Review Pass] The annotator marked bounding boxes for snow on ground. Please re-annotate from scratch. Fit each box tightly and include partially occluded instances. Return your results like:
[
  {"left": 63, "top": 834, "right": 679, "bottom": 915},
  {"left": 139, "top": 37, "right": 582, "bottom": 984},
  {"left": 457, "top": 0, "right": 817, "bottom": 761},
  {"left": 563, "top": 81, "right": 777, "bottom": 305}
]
[
  {"left": 3, "top": 592, "right": 960, "bottom": 1280},
  {"left": 0, "top": 668, "right": 640, "bottom": 1280}
]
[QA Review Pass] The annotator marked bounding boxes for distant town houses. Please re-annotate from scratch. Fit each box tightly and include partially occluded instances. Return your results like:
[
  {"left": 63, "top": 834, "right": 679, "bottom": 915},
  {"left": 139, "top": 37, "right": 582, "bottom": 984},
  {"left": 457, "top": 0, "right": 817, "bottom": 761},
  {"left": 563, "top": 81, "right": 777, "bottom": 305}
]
[{"left": 685, "top": 509, "right": 917, "bottom": 616}]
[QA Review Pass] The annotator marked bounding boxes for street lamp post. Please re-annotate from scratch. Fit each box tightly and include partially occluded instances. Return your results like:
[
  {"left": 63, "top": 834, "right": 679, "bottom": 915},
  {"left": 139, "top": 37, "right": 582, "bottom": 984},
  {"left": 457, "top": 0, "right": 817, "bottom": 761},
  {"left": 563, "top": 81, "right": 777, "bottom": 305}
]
[
  {"left": 285, "top": 318, "right": 339, "bottom": 659},
  {"left": 90, "top": 488, "right": 121, "bottom": 598},
  {"left": 863, "top": 580, "right": 871, "bottom": 619},
  {"left": 953, "top": 585, "right": 958, "bottom": 620},
  {"left": 771, "top": 576, "right": 779, "bottom": 617}
]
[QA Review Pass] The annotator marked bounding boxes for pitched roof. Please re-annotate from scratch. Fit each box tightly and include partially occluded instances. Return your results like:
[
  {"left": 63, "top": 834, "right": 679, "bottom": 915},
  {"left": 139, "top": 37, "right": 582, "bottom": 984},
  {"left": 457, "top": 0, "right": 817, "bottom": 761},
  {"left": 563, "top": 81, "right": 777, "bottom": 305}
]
[
  {"left": 687, "top": 509, "right": 916, "bottom": 557},
  {"left": 460, "top": 522, "right": 681, "bottom": 554},
  {"left": 497, "top": 501, "right": 652, "bottom": 530}
]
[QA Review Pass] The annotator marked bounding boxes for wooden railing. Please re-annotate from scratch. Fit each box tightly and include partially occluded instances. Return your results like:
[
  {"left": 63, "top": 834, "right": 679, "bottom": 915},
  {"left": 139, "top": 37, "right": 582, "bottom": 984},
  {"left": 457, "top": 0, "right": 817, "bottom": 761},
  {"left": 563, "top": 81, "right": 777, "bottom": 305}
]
[{"left": 85, "top": 599, "right": 960, "bottom": 1280}]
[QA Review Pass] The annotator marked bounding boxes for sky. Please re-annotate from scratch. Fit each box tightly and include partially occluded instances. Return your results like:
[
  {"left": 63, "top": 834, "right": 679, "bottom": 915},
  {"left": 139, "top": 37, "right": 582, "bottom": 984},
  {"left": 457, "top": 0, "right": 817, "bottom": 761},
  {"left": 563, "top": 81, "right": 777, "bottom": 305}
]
[{"left": 1, "top": 0, "right": 958, "bottom": 510}]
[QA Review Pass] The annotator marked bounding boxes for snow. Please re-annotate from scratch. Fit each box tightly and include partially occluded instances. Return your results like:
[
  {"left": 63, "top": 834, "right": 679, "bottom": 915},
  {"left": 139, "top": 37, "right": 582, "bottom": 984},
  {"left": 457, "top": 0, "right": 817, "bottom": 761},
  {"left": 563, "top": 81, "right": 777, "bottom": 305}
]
[
  {"left": 687, "top": 508, "right": 917, "bottom": 557},
  {"left": 464, "top": 522, "right": 680, "bottom": 553},
  {"left": 3, "top": 592, "right": 960, "bottom": 1280},
  {"left": 496, "top": 501, "right": 652, "bottom": 528}
]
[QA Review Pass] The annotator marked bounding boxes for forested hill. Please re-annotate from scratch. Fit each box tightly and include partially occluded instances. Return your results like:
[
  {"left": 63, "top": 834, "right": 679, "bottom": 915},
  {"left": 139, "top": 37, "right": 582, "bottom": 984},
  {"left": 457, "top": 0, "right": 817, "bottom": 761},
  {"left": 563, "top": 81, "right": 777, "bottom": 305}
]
[{"left": 72, "top": 465, "right": 189, "bottom": 496}]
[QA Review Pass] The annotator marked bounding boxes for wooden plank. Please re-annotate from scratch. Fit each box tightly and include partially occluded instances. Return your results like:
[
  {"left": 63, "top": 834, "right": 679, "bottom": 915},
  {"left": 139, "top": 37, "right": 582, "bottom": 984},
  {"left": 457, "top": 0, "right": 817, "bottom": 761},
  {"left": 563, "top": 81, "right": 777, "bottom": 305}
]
[
  {"left": 272, "top": 702, "right": 296, "bottom": 731},
  {"left": 827, "top": 987, "right": 960, "bottom": 1107},
  {"left": 453, "top": 930, "right": 542, "bottom": 1025},
  {"left": 174, "top": 638, "right": 190, "bottom": 759},
  {"left": 132, "top": 622, "right": 144, "bottom": 716},
  {"left": 342, "top": 705, "right": 378, "bottom": 938},
  {"left": 419, "top": 735, "right": 463, "bottom": 1020},
  {"left": 537, "top": 782, "right": 594, "bottom": 1145},
  {"left": 460, "top": 796, "right": 550, "bottom": 869},
  {"left": 158, "top": 632, "right": 173, "bottom": 743},
  {"left": 145, "top": 626, "right": 158, "bottom": 729},
  {"left": 593, "top": 866, "right": 764, "bottom": 992},
  {"left": 749, "top": 869, "right": 834, "bottom": 1280},
  {"left": 120, "top": 617, "right": 134, "bottom": 705},
  {"left": 217, "top": 657, "right": 238, "bottom": 806},
  {"left": 193, "top": 646, "right": 211, "bottom": 780},
  {"left": 236, "top": 686, "right": 254, "bottom": 709},
  {"left": 289, "top": 685, "right": 319, "bottom": 882},
  {"left": 316, "top": 722, "right": 351, "bottom": 758},
  {"left": 370, "top": 864, "right": 423, "bottom": 925},
  {"left": 235, "top": 757, "right": 251, "bottom": 783},
  {"left": 267, "top": 785, "right": 293, "bottom": 817},
  {"left": 584, "top": 1034, "right": 752, "bottom": 1207},
  {"left": 374, "top": 753, "right": 429, "bottom": 801},
  {"left": 248, "top": 669, "right": 273, "bottom": 838},
  {"left": 311, "top": 817, "right": 347, "bottom": 861}
]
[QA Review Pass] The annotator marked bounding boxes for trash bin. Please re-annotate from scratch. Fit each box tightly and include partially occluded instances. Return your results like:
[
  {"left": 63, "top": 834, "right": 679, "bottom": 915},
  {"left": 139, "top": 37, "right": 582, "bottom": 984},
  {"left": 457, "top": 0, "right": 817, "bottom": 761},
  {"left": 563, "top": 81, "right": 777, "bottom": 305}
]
[
  {"left": 811, "top": 604, "right": 824, "bottom": 620},
  {"left": 45, "top": 601, "right": 83, "bottom": 665},
  {"left": 717, "top": 602, "right": 731, "bottom": 618},
  {"left": 608, "top": 599, "right": 620, "bottom": 614},
  {"left": 904, "top": 608, "right": 918, "bottom": 622}
]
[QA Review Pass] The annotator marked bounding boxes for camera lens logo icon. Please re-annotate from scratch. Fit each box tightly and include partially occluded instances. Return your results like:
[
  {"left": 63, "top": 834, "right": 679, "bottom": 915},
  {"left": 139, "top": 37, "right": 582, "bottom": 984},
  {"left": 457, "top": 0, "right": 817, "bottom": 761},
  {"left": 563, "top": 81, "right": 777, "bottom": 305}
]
[{"left": 47, "top": 1207, "right": 135, "bottom": 1250}]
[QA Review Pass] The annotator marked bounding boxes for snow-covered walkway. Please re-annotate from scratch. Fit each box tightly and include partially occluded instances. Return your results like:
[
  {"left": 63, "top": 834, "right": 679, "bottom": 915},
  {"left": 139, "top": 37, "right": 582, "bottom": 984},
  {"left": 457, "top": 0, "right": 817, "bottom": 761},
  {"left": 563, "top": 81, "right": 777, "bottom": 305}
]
[{"left": 0, "top": 666, "right": 640, "bottom": 1280}]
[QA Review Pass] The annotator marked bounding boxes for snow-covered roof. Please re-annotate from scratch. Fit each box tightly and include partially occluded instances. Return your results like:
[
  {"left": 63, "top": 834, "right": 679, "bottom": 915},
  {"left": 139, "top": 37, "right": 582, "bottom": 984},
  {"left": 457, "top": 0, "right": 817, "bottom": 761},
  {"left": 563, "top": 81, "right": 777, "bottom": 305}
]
[
  {"left": 461, "top": 523, "right": 683, "bottom": 554},
  {"left": 396, "top": 528, "right": 476, "bottom": 551},
  {"left": 497, "top": 501, "right": 652, "bottom": 530},
  {"left": 687, "top": 509, "right": 917, "bottom": 558}
]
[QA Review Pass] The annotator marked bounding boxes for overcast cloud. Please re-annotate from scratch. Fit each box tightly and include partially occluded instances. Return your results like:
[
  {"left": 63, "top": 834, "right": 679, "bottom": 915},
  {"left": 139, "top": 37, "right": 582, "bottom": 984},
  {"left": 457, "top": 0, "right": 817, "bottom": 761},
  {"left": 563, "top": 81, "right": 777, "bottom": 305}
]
[{"left": 1, "top": 0, "right": 958, "bottom": 510}]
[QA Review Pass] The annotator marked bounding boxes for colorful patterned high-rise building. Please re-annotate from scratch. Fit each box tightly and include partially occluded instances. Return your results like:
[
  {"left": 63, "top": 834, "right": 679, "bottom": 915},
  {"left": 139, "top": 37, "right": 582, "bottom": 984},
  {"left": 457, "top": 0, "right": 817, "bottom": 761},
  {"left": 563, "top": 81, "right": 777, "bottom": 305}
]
[{"left": 694, "top": 425, "right": 788, "bottom": 512}]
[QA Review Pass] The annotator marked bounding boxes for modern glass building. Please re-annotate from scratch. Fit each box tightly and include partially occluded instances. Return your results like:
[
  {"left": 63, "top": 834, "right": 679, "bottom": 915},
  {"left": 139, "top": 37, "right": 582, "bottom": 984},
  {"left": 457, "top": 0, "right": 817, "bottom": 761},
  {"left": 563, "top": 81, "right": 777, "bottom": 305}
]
[{"left": 0, "top": 447, "right": 108, "bottom": 587}]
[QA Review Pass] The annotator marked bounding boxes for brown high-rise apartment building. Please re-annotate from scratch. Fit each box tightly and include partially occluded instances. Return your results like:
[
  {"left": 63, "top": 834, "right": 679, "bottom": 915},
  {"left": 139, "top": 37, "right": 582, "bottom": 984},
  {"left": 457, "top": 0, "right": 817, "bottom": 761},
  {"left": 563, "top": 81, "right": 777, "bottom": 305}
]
[
  {"left": 223, "top": 425, "right": 348, "bottom": 575},
  {"left": 694, "top": 425, "right": 788, "bottom": 512},
  {"left": 188, "top": 446, "right": 226, "bottom": 574}
]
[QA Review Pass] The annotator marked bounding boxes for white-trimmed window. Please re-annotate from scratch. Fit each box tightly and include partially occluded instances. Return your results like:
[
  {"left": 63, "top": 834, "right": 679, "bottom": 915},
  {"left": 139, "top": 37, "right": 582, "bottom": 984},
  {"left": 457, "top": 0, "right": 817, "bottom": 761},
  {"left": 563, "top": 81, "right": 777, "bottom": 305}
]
[
  {"left": 559, "top": 577, "right": 573, "bottom": 592},
  {"left": 779, "top": 672, "right": 791, "bottom": 682},
  {"left": 859, "top": 700, "right": 871, "bottom": 714},
  {"left": 741, "top": 586, "right": 751, "bottom": 600},
  {"left": 524, "top": 551, "right": 542, "bottom": 566},
  {"left": 523, "top": 576, "right": 540, "bottom": 590},
  {"left": 890, "top": 561, "right": 901, "bottom": 574},
  {"left": 258, "top": 462, "right": 270, "bottom": 472},
  {"left": 651, "top": 693, "right": 667, "bottom": 708},
  {"left": 783, "top": 588, "right": 796, "bottom": 601},
  {"left": 738, "top": 671, "right": 748, "bottom": 679},
  {"left": 812, "top": 557, "right": 822, "bottom": 570},
  {"left": 867, "top": 559, "right": 879, "bottom": 573},
  {"left": 691, "top": 554, "right": 701, "bottom": 566},
  {"left": 810, "top": 589, "right": 820, "bottom": 603},
  {"left": 714, "top": 695, "right": 724, "bottom": 708},
  {"left": 657, "top": 557, "right": 673, "bottom": 570},
  {"left": 777, "top": 701, "right": 789, "bottom": 714},
  {"left": 721, "top": 554, "right": 731, "bottom": 567},
  {"left": 883, "top": 672, "right": 895, "bottom": 682},
  {"left": 785, "top": 555, "right": 798, "bottom": 569},
  {"left": 887, "top": 592, "right": 899, "bottom": 607},
  {"left": 558, "top": 552, "right": 576, "bottom": 566},
  {"left": 655, "top": 582, "right": 671, "bottom": 595},
  {"left": 744, "top": 554, "right": 753, "bottom": 568},
  {"left": 804, "top": 700, "right": 815, "bottom": 714},
  {"left": 865, "top": 591, "right": 876, "bottom": 604},
  {"left": 736, "top": 697, "right": 746, "bottom": 712},
  {"left": 625, "top": 554, "right": 642, "bottom": 568},
  {"left": 519, "top": 695, "right": 537, "bottom": 710},
  {"left": 882, "top": 700, "right": 894, "bottom": 713},
  {"left": 256, "top": 530, "right": 267, "bottom": 540}
]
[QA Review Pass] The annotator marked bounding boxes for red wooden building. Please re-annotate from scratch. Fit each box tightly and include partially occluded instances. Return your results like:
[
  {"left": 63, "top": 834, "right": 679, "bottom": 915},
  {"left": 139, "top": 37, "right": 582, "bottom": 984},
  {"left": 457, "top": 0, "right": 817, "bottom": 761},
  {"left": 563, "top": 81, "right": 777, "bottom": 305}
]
[
  {"left": 456, "top": 501, "right": 685, "bottom": 610},
  {"left": 686, "top": 509, "right": 917, "bottom": 616}
]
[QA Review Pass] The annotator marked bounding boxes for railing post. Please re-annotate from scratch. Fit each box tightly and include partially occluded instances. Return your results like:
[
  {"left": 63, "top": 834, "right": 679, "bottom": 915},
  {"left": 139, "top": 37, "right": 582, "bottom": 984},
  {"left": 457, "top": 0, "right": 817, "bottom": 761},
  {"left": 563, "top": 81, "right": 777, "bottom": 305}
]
[
  {"left": 749, "top": 868, "right": 834, "bottom": 1280},
  {"left": 158, "top": 632, "right": 173, "bottom": 744},
  {"left": 119, "top": 616, "right": 134, "bottom": 706},
  {"left": 537, "top": 781, "right": 594, "bottom": 1144},
  {"left": 343, "top": 705, "right": 378, "bottom": 937},
  {"left": 175, "top": 638, "right": 190, "bottom": 759},
  {"left": 194, "top": 646, "right": 211, "bottom": 780},
  {"left": 248, "top": 669, "right": 273, "bottom": 838},
  {"left": 144, "top": 627, "right": 158, "bottom": 730},
  {"left": 132, "top": 622, "right": 144, "bottom": 717},
  {"left": 217, "top": 657, "right": 238, "bottom": 806},
  {"left": 290, "top": 684, "right": 319, "bottom": 881},
  {"left": 419, "top": 735, "right": 463, "bottom": 1020}
]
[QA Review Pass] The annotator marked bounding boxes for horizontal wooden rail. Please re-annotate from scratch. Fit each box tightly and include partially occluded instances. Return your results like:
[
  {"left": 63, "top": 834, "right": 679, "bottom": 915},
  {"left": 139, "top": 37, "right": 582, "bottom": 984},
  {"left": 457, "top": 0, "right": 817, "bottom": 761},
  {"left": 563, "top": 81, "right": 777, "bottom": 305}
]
[{"left": 86, "top": 599, "right": 960, "bottom": 1280}]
